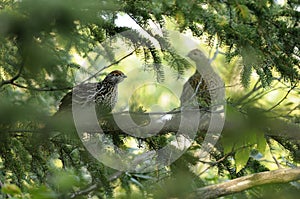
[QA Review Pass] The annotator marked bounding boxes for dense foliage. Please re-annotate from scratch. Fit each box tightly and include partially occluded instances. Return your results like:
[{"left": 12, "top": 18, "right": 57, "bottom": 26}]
[{"left": 0, "top": 0, "right": 299, "bottom": 198}]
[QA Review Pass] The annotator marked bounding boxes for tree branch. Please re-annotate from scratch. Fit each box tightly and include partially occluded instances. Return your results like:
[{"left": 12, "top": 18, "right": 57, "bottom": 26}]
[
  {"left": 192, "top": 168, "right": 300, "bottom": 199},
  {"left": 0, "top": 61, "right": 24, "bottom": 88},
  {"left": 81, "top": 49, "right": 136, "bottom": 84},
  {"left": 69, "top": 171, "right": 124, "bottom": 198},
  {"left": 1, "top": 50, "right": 136, "bottom": 91},
  {"left": 267, "top": 83, "right": 298, "bottom": 111},
  {"left": 235, "top": 78, "right": 262, "bottom": 104},
  {"left": 10, "top": 82, "right": 72, "bottom": 91}
]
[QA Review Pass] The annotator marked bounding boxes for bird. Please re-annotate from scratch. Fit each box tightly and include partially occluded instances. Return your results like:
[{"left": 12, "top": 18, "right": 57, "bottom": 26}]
[
  {"left": 58, "top": 70, "right": 127, "bottom": 117},
  {"left": 180, "top": 70, "right": 211, "bottom": 108},
  {"left": 181, "top": 49, "right": 224, "bottom": 108},
  {"left": 38, "top": 70, "right": 126, "bottom": 147}
]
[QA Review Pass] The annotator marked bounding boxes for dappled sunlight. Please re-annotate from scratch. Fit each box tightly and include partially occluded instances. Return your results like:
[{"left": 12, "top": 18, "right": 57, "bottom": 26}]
[{"left": 0, "top": 0, "right": 299, "bottom": 198}]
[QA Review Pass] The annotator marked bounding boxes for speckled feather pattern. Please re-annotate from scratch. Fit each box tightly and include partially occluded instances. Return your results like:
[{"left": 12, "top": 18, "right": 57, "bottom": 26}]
[{"left": 58, "top": 70, "right": 126, "bottom": 115}]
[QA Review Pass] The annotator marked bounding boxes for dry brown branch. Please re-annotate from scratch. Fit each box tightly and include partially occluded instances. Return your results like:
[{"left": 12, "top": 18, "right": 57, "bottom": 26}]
[{"left": 191, "top": 168, "right": 300, "bottom": 199}]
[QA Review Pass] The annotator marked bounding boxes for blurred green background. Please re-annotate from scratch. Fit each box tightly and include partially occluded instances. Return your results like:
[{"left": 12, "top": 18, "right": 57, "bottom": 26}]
[{"left": 0, "top": 0, "right": 299, "bottom": 198}]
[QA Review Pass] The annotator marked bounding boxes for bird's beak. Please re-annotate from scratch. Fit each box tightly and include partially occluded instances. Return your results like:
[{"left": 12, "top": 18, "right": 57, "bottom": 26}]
[{"left": 186, "top": 52, "right": 192, "bottom": 58}]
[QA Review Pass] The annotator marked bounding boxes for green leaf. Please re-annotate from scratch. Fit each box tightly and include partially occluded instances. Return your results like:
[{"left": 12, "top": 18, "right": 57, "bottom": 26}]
[
  {"left": 235, "top": 147, "right": 250, "bottom": 173},
  {"left": 222, "top": 136, "right": 234, "bottom": 155},
  {"left": 256, "top": 130, "right": 266, "bottom": 155},
  {"left": 49, "top": 170, "right": 80, "bottom": 192},
  {"left": 1, "top": 184, "right": 21, "bottom": 196},
  {"left": 236, "top": 4, "right": 251, "bottom": 19},
  {"left": 30, "top": 186, "right": 57, "bottom": 199}
]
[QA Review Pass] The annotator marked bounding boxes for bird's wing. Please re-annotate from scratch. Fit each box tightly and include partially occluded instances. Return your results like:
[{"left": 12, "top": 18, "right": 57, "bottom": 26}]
[
  {"left": 58, "top": 83, "right": 98, "bottom": 111},
  {"left": 180, "top": 71, "right": 211, "bottom": 107},
  {"left": 58, "top": 91, "right": 72, "bottom": 111}
]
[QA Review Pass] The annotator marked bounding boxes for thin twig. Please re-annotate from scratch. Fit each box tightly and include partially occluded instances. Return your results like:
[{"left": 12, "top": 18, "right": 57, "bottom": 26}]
[
  {"left": 0, "top": 61, "right": 24, "bottom": 88},
  {"left": 266, "top": 137, "right": 282, "bottom": 168},
  {"left": 267, "top": 83, "right": 298, "bottom": 112},
  {"left": 3, "top": 51, "right": 136, "bottom": 91},
  {"left": 11, "top": 82, "right": 72, "bottom": 91},
  {"left": 69, "top": 151, "right": 155, "bottom": 198},
  {"left": 188, "top": 77, "right": 203, "bottom": 103},
  {"left": 209, "top": 46, "right": 221, "bottom": 64},
  {"left": 198, "top": 144, "right": 254, "bottom": 176},
  {"left": 69, "top": 171, "right": 124, "bottom": 198},
  {"left": 236, "top": 78, "right": 262, "bottom": 104},
  {"left": 241, "top": 86, "right": 287, "bottom": 106},
  {"left": 198, "top": 152, "right": 233, "bottom": 176},
  {"left": 81, "top": 49, "right": 136, "bottom": 84}
]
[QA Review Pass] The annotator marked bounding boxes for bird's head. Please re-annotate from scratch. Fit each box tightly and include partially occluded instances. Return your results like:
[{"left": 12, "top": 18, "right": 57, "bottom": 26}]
[
  {"left": 104, "top": 70, "right": 127, "bottom": 84},
  {"left": 187, "top": 49, "right": 208, "bottom": 62}
]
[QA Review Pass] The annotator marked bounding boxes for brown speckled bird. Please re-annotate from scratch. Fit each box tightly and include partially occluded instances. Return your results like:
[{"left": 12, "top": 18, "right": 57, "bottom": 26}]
[
  {"left": 180, "top": 70, "right": 211, "bottom": 108},
  {"left": 181, "top": 49, "right": 224, "bottom": 108},
  {"left": 58, "top": 70, "right": 127, "bottom": 116}
]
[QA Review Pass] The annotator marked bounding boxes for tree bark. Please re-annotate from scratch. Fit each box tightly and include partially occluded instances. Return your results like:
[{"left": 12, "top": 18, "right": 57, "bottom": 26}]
[{"left": 191, "top": 168, "right": 300, "bottom": 199}]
